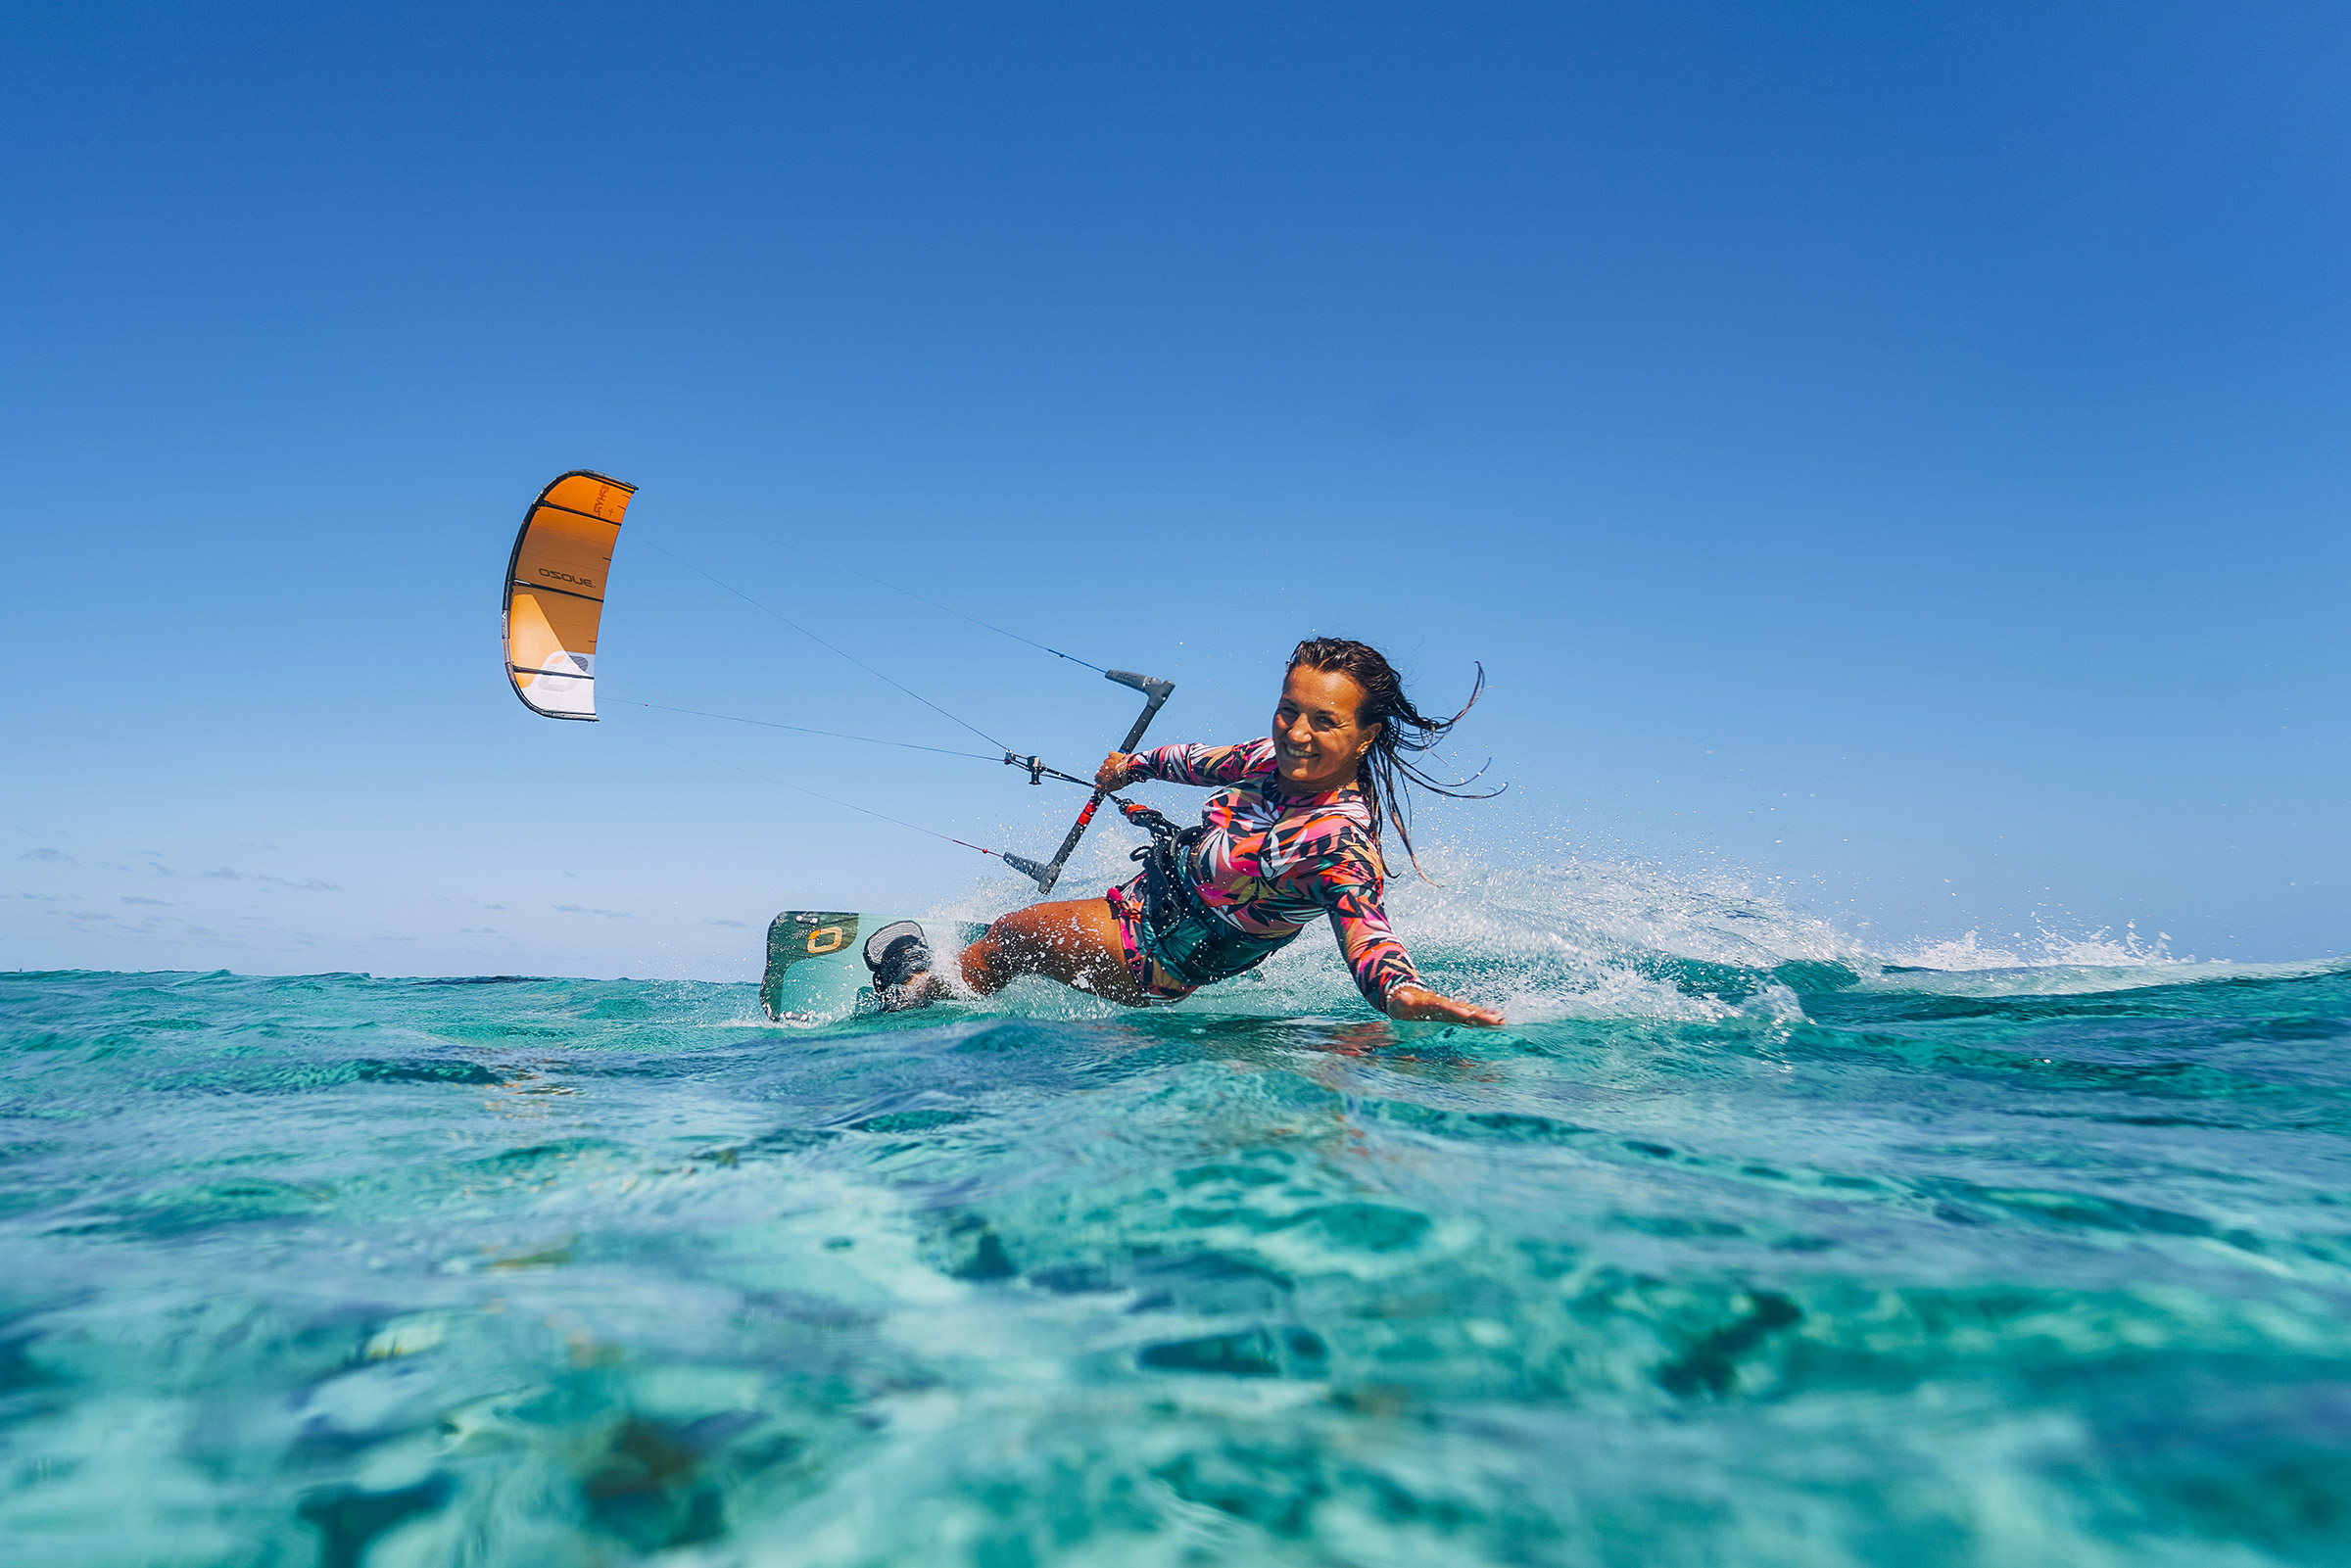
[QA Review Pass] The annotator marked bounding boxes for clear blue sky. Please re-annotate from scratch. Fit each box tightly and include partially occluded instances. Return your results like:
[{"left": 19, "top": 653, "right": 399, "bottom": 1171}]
[{"left": 5, "top": 1, "right": 2345, "bottom": 978}]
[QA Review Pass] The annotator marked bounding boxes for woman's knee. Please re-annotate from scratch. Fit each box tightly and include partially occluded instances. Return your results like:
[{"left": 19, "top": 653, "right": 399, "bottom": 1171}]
[
  {"left": 956, "top": 927, "right": 1010, "bottom": 994},
  {"left": 958, "top": 903, "right": 1101, "bottom": 993}
]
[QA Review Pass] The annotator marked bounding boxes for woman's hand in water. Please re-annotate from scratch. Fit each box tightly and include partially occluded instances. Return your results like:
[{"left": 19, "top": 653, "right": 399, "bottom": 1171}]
[
  {"left": 1386, "top": 986, "right": 1506, "bottom": 1027},
  {"left": 1096, "top": 752, "right": 1141, "bottom": 790}
]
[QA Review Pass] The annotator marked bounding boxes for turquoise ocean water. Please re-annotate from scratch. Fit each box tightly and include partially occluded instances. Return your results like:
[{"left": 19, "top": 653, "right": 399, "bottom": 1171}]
[{"left": 6, "top": 863, "right": 2350, "bottom": 1566}]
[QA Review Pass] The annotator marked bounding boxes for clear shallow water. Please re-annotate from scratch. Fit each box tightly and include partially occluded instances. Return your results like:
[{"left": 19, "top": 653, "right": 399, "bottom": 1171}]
[{"left": 6, "top": 898, "right": 2351, "bottom": 1565}]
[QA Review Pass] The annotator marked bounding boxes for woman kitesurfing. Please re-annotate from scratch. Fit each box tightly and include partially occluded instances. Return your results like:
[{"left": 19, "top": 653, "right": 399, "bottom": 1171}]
[
  {"left": 498, "top": 474, "right": 1503, "bottom": 1023},
  {"left": 861, "top": 638, "right": 1507, "bottom": 1026}
]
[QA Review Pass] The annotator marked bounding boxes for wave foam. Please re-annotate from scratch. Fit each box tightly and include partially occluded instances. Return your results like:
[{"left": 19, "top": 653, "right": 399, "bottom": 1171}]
[{"left": 908, "top": 828, "right": 2329, "bottom": 1022}]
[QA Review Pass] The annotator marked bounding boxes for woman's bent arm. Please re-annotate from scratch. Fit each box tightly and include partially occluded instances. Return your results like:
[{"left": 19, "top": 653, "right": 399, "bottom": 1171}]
[{"left": 1132, "top": 738, "right": 1276, "bottom": 788}]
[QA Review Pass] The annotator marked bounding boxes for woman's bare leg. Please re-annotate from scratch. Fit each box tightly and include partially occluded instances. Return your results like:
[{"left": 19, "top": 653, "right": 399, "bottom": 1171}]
[{"left": 951, "top": 897, "right": 1154, "bottom": 1007}]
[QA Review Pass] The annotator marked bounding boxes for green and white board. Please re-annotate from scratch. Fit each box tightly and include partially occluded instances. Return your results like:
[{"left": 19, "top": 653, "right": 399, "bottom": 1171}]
[{"left": 760, "top": 910, "right": 988, "bottom": 1023}]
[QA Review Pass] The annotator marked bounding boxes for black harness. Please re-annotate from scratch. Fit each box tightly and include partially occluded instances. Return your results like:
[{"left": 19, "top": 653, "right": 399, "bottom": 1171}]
[{"left": 1115, "top": 799, "right": 1293, "bottom": 985}]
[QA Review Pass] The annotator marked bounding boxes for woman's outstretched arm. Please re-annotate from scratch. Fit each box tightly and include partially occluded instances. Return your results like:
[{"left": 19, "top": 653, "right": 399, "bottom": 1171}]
[{"left": 1321, "top": 862, "right": 1505, "bottom": 1027}]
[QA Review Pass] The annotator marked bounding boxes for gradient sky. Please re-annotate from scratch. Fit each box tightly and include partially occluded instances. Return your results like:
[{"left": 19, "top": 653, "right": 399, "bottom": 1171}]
[{"left": 5, "top": 1, "right": 2346, "bottom": 980}]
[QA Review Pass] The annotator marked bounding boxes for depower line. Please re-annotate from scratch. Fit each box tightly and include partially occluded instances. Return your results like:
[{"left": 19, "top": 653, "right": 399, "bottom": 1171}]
[
  {"left": 617, "top": 525, "right": 1128, "bottom": 858},
  {"left": 845, "top": 568, "right": 1108, "bottom": 675},
  {"left": 671, "top": 745, "right": 1017, "bottom": 861},
  {"left": 619, "top": 701, "right": 1002, "bottom": 764},
  {"left": 635, "top": 533, "right": 1017, "bottom": 753}
]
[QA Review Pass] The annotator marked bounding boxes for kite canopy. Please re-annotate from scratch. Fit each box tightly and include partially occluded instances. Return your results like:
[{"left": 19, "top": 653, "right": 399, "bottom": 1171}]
[{"left": 503, "top": 470, "right": 633, "bottom": 720}]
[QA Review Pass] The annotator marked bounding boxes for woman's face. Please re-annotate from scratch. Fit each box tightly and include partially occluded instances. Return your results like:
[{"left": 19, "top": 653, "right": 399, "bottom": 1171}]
[{"left": 1272, "top": 664, "right": 1380, "bottom": 793}]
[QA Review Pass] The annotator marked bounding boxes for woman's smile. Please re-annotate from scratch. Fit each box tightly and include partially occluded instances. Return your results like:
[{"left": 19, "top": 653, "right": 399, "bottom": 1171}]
[{"left": 1271, "top": 665, "right": 1379, "bottom": 793}]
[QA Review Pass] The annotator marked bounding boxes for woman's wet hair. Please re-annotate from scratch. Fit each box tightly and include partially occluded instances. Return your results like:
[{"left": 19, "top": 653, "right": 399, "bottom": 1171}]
[{"left": 1287, "top": 637, "right": 1498, "bottom": 879}]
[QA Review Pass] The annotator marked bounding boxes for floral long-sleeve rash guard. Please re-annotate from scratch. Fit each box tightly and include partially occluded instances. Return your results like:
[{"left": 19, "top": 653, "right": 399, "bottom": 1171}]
[{"left": 1121, "top": 737, "right": 1420, "bottom": 1009}]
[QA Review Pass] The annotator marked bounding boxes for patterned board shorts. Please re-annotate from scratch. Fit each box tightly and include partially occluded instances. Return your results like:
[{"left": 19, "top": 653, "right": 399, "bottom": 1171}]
[{"left": 1104, "top": 875, "right": 1199, "bottom": 1003}]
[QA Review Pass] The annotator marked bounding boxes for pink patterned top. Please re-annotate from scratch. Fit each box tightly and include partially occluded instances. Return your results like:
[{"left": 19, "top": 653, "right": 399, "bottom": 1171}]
[{"left": 1129, "top": 737, "right": 1421, "bottom": 1010}]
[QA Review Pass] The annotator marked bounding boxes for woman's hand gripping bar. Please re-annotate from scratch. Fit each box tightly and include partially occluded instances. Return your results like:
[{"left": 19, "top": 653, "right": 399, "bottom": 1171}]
[{"left": 1002, "top": 669, "right": 1175, "bottom": 894}]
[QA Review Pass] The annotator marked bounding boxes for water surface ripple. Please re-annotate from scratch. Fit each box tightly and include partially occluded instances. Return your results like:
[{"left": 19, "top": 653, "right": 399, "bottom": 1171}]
[{"left": 5, "top": 959, "right": 2350, "bottom": 1565}]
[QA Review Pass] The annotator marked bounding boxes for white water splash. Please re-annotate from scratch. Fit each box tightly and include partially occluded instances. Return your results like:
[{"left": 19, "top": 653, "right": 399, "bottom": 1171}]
[
  {"left": 909, "top": 818, "right": 2290, "bottom": 1023},
  {"left": 924, "top": 837, "right": 1851, "bottom": 1024}
]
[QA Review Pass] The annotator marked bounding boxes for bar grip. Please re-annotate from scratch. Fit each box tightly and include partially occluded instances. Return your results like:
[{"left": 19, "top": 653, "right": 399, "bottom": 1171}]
[{"left": 1014, "top": 669, "right": 1177, "bottom": 894}]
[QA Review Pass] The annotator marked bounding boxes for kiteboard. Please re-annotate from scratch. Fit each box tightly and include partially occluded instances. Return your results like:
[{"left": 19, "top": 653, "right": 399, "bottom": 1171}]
[{"left": 760, "top": 910, "right": 988, "bottom": 1023}]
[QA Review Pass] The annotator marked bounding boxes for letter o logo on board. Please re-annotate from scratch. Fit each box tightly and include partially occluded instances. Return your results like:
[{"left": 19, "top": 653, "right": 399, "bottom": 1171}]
[{"left": 806, "top": 926, "right": 845, "bottom": 955}]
